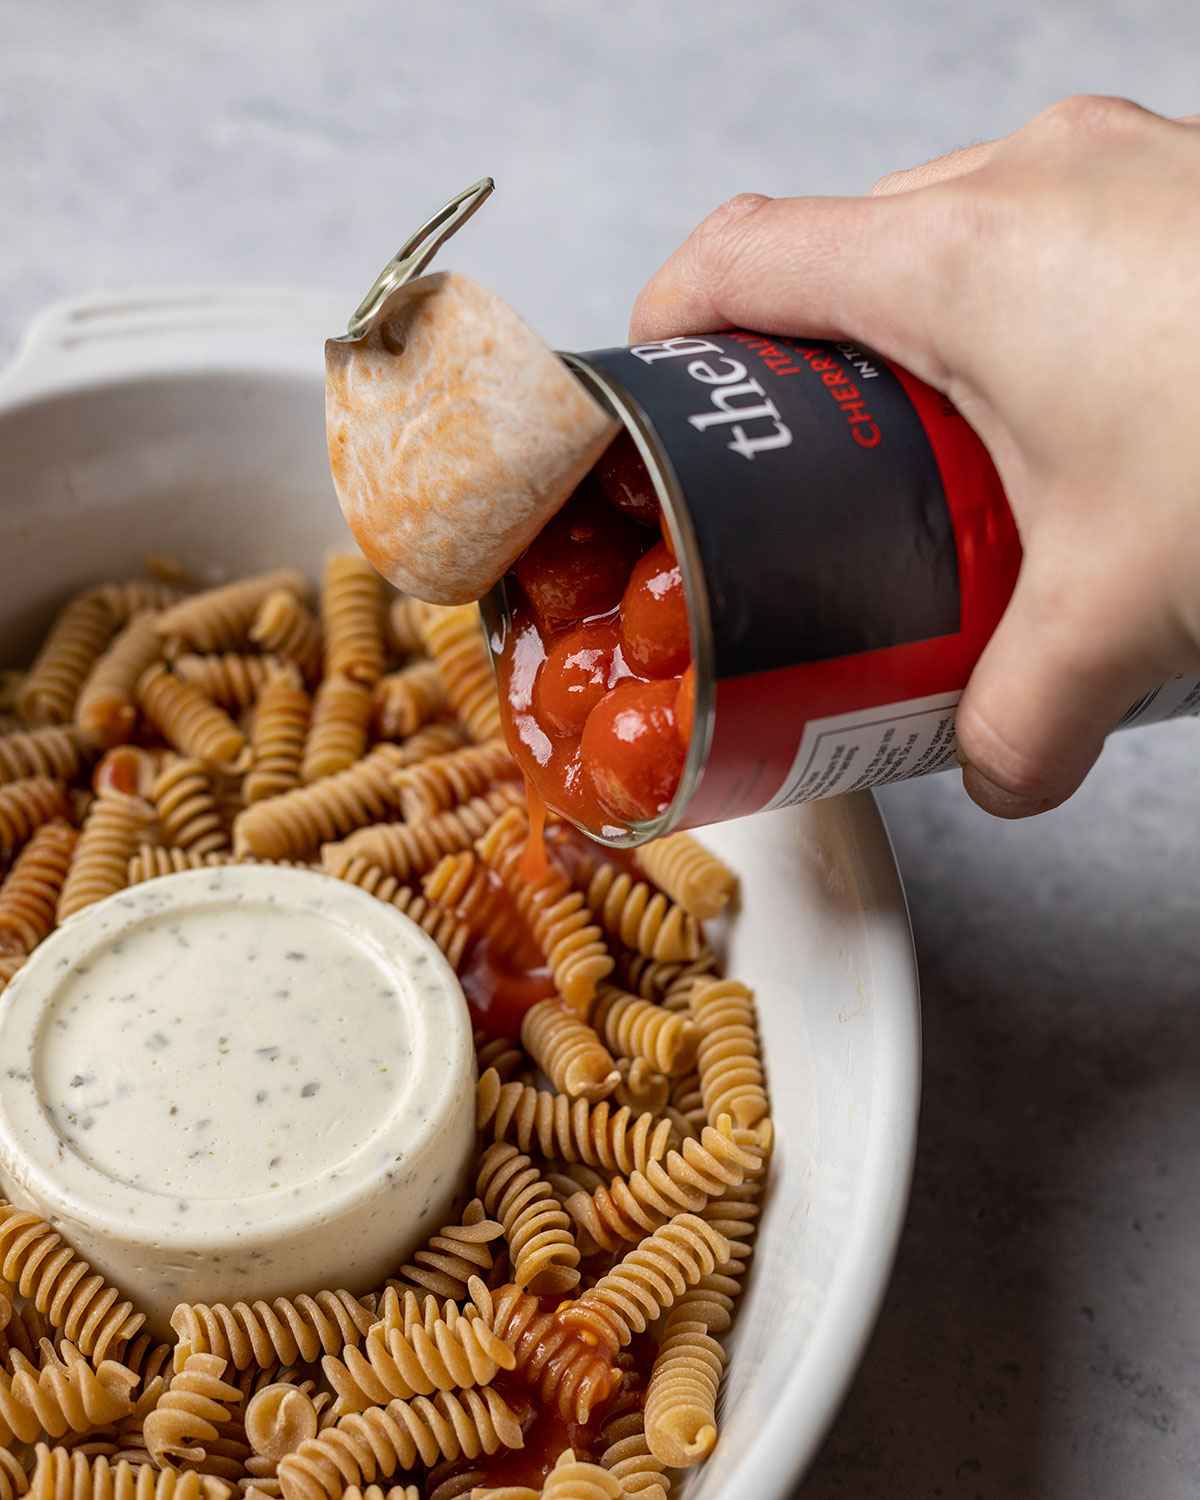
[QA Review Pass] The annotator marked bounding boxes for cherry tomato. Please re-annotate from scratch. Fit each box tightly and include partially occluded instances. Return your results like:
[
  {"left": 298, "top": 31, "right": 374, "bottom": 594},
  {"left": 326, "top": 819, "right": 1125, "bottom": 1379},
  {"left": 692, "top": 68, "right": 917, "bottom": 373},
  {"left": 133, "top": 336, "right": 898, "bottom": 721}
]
[
  {"left": 675, "top": 664, "right": 695, "bottom": 747},
  {"left": 514, "top": 485, "right": 645, "bottom": 634},
  {"left": 593, "top": 431, "right": 661, "bottom": 527},
  {"left": 618, "top": 541, "right": 690, "bottom": 678},
  {"left": 580, "top": 679, "right": 686, "bottom": 824},
  {"left": 534, "top": 617, "right": 620, "bottom": 738}
]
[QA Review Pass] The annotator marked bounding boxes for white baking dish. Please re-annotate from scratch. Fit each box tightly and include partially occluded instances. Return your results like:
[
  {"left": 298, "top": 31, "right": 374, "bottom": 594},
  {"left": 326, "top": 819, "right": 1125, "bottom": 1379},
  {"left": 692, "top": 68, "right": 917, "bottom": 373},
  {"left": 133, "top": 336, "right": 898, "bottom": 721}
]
[{"left": 0, "top": 289, "right": 921, "bottom": 1499}]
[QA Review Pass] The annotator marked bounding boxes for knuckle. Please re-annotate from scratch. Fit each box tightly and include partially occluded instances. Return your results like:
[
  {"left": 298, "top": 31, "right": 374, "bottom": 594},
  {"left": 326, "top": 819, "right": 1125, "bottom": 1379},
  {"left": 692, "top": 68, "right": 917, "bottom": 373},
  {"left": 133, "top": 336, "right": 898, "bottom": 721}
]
[
  {"left": 1034, "top": 92, "right": 1147, "bottom": 135},
  {"left": 691, "top": 193, "right": 772, "bottom": 276}
]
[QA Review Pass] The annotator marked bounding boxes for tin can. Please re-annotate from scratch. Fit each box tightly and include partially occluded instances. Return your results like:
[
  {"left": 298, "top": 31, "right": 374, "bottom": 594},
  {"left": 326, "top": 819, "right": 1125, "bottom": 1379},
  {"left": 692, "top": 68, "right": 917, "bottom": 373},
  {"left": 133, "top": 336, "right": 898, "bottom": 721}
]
[{"left": 484, "top": 330, "right": 1200, "bottom": 845}]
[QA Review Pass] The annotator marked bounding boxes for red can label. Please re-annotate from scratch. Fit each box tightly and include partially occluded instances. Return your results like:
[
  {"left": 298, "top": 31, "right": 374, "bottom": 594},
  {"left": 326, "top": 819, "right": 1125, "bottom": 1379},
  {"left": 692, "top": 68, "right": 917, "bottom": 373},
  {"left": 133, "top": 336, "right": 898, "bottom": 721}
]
[{"left": 576, "top": 332, "right": 1022, "bottom": 823}]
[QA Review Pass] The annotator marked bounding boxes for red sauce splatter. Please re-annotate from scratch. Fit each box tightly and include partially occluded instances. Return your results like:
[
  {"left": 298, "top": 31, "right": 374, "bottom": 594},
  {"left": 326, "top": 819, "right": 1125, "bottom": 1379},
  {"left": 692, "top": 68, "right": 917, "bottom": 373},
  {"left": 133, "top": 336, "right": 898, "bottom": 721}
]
[{"left": 520, "top": 779, "right": 549, "bottom": 882}]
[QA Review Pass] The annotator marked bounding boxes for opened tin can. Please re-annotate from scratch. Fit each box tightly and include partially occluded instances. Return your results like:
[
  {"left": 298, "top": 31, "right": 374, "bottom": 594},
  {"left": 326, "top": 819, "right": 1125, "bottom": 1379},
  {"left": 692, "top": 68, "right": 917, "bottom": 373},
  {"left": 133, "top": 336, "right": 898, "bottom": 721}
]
[{"left": 484, "top": 329, "right": 1200, "bottom": 844}]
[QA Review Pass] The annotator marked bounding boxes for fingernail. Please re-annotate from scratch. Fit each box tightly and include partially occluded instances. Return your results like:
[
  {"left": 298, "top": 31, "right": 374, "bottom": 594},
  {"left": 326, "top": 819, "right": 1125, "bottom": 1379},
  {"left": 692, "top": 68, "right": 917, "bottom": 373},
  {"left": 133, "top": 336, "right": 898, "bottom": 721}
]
[{"left": 961, "top": 763, "right": 1053, "bottom": 819}]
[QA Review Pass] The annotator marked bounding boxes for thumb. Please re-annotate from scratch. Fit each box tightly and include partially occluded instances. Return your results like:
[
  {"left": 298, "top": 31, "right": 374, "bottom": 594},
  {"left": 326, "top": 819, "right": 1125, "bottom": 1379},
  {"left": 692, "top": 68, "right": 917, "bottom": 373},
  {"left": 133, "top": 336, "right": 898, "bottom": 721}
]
[
  {"left": 955, "top": 556, "right": 1160, "bottom": 818},
  {"left": 628, "top": 191, "right": 958, "bottom": 386}
]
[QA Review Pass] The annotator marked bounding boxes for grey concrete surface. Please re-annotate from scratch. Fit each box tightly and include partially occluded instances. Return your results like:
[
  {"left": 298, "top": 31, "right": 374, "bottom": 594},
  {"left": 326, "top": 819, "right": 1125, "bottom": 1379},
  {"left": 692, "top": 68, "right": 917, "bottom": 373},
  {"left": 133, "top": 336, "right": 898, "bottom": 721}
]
[{"left": 4, "top": 2, "right": 1199, "bottom": 1494}]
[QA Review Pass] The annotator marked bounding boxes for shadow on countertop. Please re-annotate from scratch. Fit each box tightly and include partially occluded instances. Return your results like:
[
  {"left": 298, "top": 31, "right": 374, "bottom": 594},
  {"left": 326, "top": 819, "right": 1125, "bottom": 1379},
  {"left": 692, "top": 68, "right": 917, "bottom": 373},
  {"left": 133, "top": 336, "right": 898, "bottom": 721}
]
[{"left": 798, "top": 724, "right": 1200, "bottom": 1500}]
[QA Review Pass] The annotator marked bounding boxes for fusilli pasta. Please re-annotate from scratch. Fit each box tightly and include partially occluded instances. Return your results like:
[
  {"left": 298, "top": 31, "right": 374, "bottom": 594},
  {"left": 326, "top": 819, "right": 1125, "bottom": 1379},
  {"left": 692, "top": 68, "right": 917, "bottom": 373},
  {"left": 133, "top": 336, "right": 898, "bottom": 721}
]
[
  {"left": 0, "top": 727, "right": 93, "bottom": 786},
  {"left": 0, "top": 820, "right": 78, "bottom": 954},
  {"left": 138, "top": 667, "right": 248, "bottom": 773},
  {"left": 31, "top": 1446, "right": 232, "bottom": 1500},
  {"left": 169, "top": 1292, "right": 375, "bottom": 1372},
  {"left": 152, "top": 758, "right": 228, "bottom": 855},
  {"left": 520, "top": 1002, "right": 618, "bottom": 1104},
  {"left": 77, "top": 615, "right": 166, "bottom": 748},
  {"left": 249, "top": 595, "right": 323, "bottom": 683},
  {"left": 320, "top": 556, "right": 386, "bottom": 686},
  {"left": 0, "top": 778, "right": 71, "bottom": 858},
  {"left": 145, "top": 1351, "right": 243, "bottom": 1470},
  {"left": 0, "top": 1341, "right": 138, "bottom": 1444},
  {"left": 20, "top": 592, "right": 117, "bottom": 726},
  {"left": 418, "top": 608, "right": 500, "bottom": 744},
  {"left": 475, "top": 1143, "right": 581, "bottom": 1295},
  {"left": 321, "top": 787, "right": 521, "bottom": 884},
  {"left": 244, "top": 669, "right": 310, "bottom": 804},
  {"left": 0, "top": 1202, "right": 145, "bottom": 1361},
  {"left": 173, "top": 657, "right": 279, "bottom": 712},
  {"left": 301, "top": 677, "right": 372, "bottom": 783},
  {"left": 691, "top": 977, "right": 770, "bottom": 1132},
  {"left": 475, "top": 1070, "right": 673, "bottom": 1177},
  {"left": 232, "top": 748, "right": 399, "bottom": 860},
  {"left": 372, "top": 664, "right": 446, "bottom": 740},
  {"left": 390, "top": 743, "right": 517, "bottom": 822},
  {"left": 590, "top": 984, "right": 698, "bottom": 1076},
  {"left": 634, "top": 832, "right": 737, "bottom": 921},
  {"left": 58, "top": 791, "right": 154, "bottom": 920},
  {"left": 381, "top": 1201, "right": 504, "bottom": 1306},
  {"left": 155, "top": 572, "right": 307, "bottom": 653}
]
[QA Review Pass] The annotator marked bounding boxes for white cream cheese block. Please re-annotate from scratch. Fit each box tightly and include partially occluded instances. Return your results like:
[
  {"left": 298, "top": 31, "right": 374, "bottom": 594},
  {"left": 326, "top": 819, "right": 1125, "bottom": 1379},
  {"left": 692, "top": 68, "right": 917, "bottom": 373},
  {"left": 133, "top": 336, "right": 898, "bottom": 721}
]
[{"left": 0, "top": 866, "right": 475, "bottom": 1334}]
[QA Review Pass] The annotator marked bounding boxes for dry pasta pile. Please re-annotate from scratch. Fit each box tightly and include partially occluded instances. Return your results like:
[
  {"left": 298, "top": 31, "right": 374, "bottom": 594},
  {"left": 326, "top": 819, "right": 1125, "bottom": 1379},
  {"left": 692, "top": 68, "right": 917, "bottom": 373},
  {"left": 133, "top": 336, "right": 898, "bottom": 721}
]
[{"left": 0, "top": 557, "right": 771, "bottom": 1500}]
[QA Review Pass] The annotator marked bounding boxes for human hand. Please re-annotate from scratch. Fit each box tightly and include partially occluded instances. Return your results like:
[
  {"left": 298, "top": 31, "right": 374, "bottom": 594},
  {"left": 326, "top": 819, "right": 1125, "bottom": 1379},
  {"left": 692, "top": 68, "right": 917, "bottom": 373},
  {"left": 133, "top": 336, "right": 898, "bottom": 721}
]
[{"left": 629, "top": 96, "right": 1200, "bottom": 817}]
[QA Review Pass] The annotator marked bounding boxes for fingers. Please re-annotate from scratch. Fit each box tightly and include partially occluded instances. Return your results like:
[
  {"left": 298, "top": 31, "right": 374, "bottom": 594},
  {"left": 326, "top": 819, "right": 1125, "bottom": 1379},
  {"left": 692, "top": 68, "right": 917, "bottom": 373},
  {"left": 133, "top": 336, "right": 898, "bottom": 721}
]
[
  {"left": 872, "top": 139, "right": 1002, "bottom": 195},
  {"left": 628, "top": 191, "right": 951, "bottom": 378},
  {"left": 955, "top": 558, "right": 1159, "bottom": 818}
]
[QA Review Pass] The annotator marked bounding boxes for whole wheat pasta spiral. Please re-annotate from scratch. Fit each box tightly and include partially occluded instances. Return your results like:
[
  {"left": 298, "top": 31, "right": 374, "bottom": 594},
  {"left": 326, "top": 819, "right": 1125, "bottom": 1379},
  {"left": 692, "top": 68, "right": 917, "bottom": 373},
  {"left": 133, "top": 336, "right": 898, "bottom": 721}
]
[
  {"left": 302, "top": 677, "right": 372, "bottom": 783},
  {"left": 418, "top": 608, "right": 500, "bottom": 744},
  {"left": 232, "top": 748, "right": 398, "bottom": 860},
  {"left": 173, "top": 657, "right": 280, "bottom": 712},
  {"left": 138, "top": 667, "right": 248, "bottom": 773},
  {"left": 57, "top": 791, "right": 154, "bottom": 921},
  {"left": 275, "top": 1387, "right": 523, "bottom": 1500},
  {"left": 383, "top": 723, "right": 466, "bottom": 767},
  {"left": 328, "top": 860, "right": 470, "bottom": 969},
  {"left": 634, "top": 833, "right": 737, "bottom": 921},
  {"left": 249, "top": 595, "right": 323, "bottom": 682},
  {"left": 31, "top": 1446, "right": 232, "bottom": 1500},
  {"left": 390, "top": 743, "right": 517, "bottom": 822},
  {"left": 556, "top": 1213, "right": 730, "bottom": 1351},
  {"left": 244, "top": 1386, "right": 319, "bottom": 1464},
  {"left": 422, "top": 854, "right": 524, "bottom": 959},
  {"left": 93, "top": 581, "right": 181, "bottom": 623},
  {"left": 478, "top": 809, "right": 612, "bottom": 1012},
  {"left": 0, "top": 671, "right": 25, "bottom": 715},
  {"left": 0, "top": 954, "right": 24, "bottom": 994},
  {"left": 169, "top": 1292, "right": 374, "bottom": 1373},
  {"left": 520, "top": 1002, "right": 618, "bottom": 1103},
  {"left": 127, "top": 848, "right": 231, "bottom": 885},
  {"left": 152, "top": 759, "right": 228, "bottom": 855},
  {"left": 381, "top": 1201, "right": 504, "bottom": 1306},
  {"left": 0, "top": 820, "right": 78, "bottom": 954},
  {"left": 590, "top": 984, "right": 698, "bottom": 1076},
  {"left": 145, "top": 1351, "right": 244, "bottom": 1469},
  {"left": 470, "top": 1283, "right": 617, "bottom": 1426},
  {"left": 0, "top": 778, "right": 71, "bottom": 858},
  {"left": 563, "top": 1117, "right": 763, "bottom": 1252},
  {"left": 613, "top": 1059, "right": 670, "bottom": 1117},
  {"left": 0, "top": 1202, "right": 145, "bottom": 1361},
  {"left": 475, "top": 1143, "right": 580, "bottom": 1295},
  {"left": 19, "top": 592, "right": 117, "bottom": 725},
  {"left": 691, "top": 978, "right": 770, "bottom": 1132},
  {"left": 0, "top": 727, "right": 93, "bottom": 787},
  {"left": 538, "top": 1450, "right": 622, "bottom": 1500},
  {"left": 614, "top": 949, "right": 717, "bottom": 1006},
  {"left": 372, "top": 665, "right": 447, "bottom": 741},
  {"left": 321, "top": 1306, "right": 513, "bottom": 1414},
  {"left": 582, "top": 865, "right": 700, "bottom": 964},
  {"left": 244, "top": 670, "right": 310, "bottom": 804},
  {"left": 594, "top": 1399, "right": 668, "bottom": 1500},
  {"left": 155, "top": 572, "right": 307, "bottom": 653},
  {"left": 76, "top": 615, "right": 166, "bottom": 748},
  {"left": 320, "top": 556, "right": 386, "bottom": 686},
  {"left": 339, "top": 1488, "right": 417, "bottom": 1500},
  {"left": 475, "top": 1070, "right": 672, "bottom": 1177},
  {"left": 474, "top": 1033, "right": 524, "bottom": 1085},
  {"left": 385, "top": 599, "right": 431, "bottom": 659},
  {"left": 0, "top": 1342, "right": 138, "bottom": 1444},
  {"left": 0, "top": 1301, "right": 47, "bottom": 1364},
  {"left": 114, "top": 1337, "right": 175, "bottom": 1389},
  {"left": 322, "top": 786, "right": 521, "bottom": 884}
]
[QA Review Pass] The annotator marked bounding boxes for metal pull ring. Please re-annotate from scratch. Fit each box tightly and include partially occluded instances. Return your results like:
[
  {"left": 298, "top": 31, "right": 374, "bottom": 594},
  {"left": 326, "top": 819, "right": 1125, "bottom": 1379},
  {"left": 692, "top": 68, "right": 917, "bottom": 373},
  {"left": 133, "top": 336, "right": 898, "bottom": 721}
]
[{"left": 336, "top": 177, "right": 495, "bottom": 344}]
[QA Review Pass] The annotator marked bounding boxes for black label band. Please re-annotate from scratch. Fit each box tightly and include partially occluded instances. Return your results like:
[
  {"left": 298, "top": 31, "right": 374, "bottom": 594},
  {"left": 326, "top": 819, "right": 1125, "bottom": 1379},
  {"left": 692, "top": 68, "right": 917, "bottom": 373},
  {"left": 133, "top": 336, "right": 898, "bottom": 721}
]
[{"left": 577, "top": 334, "right": 961, "bottom": 680}]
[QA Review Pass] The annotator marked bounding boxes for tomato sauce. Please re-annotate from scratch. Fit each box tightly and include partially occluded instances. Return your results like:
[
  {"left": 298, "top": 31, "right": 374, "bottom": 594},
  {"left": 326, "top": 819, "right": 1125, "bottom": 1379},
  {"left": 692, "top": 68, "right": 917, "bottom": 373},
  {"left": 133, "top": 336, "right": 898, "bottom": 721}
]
[{"left": 495, "top": 439, "right": 693, "bottom": 842}]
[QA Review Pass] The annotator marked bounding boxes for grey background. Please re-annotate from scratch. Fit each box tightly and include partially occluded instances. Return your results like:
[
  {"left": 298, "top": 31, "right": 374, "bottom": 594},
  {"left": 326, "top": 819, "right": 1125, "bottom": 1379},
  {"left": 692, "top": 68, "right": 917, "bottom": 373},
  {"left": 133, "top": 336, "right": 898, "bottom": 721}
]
[{"left": 4, "top": 2, "right": 1199, "bottom": 1494}]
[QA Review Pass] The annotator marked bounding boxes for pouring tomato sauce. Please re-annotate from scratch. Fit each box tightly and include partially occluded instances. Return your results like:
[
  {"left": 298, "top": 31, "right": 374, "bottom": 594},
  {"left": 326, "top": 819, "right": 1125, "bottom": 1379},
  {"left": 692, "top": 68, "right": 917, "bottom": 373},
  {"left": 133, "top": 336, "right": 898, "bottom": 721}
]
[{"left": 495, "top": 434, "right": 692, "bottom": 842}]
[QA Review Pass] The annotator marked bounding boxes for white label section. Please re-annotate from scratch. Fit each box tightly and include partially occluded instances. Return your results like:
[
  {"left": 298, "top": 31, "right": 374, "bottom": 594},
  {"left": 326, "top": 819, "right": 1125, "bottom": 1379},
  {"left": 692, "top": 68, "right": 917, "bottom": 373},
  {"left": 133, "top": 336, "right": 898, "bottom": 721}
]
[
  {"left": 765, "top": 690, "right": 962, "bottom": 808},
  {"left": 766, "top": 674, "right": 1200, "bottom": 809}
]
